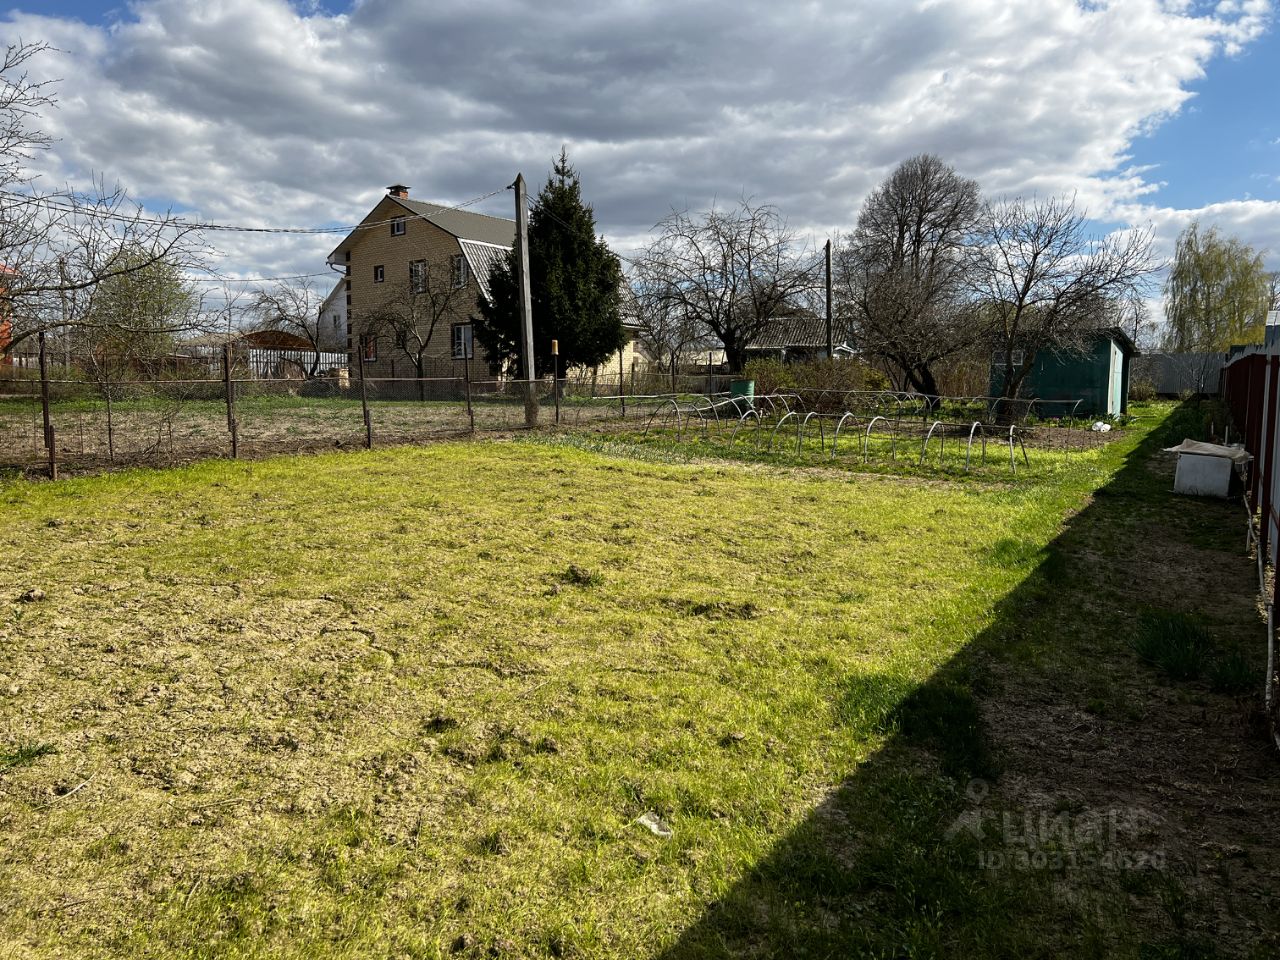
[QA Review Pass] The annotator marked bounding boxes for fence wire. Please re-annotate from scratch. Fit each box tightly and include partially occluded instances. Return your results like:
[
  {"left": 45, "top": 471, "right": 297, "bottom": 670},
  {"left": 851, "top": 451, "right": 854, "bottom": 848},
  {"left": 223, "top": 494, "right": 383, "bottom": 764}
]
[{"left": 0, "top": 348, "right": 740, "bottom": 476}]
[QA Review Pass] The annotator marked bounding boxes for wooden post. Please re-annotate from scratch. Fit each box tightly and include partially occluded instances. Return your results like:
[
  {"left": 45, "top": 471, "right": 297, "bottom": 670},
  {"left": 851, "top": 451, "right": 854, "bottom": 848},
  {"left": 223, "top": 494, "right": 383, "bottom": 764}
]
[
  {"left": 824, "top": 238, "right": 834, "bottom": 359},
  {"left": 514, "top": 173, "right": 538, "bottom": 427},
  {"left": 222, "top": 342, "right": 238, "bottom": 458},
  {"left": 38, "top": 329, "right": 56, "bottom": 480},
  {"left": 357, "top": 343, "right": 372, "bottom": 449},
  {"left": 707, "top": 351, "right": 713, "bottom": 396},
  {"left": 103, "top": 367, "right": 115, "bottom": 462},
  {"left": 618, "top": 347, "right": 626, "bottom": 419}
]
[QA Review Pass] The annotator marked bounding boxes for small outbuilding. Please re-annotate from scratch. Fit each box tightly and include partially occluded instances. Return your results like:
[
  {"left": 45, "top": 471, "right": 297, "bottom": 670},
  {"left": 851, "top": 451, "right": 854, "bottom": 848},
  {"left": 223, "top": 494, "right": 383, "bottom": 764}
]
[{"left": 989, "top": 327, "right": 1137, "bottom": 418}]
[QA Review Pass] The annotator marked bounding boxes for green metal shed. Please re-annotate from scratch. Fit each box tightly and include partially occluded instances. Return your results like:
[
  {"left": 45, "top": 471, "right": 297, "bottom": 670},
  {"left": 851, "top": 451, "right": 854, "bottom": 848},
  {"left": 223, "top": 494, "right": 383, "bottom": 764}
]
[{"left": 988, "top": 328, "right": 1137, "bottom": 418}]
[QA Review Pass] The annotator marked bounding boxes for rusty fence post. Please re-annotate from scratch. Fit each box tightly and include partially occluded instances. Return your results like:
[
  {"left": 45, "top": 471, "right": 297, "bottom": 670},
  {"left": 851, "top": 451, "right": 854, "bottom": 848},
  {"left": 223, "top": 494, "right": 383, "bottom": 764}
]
[
  {"left": 38, "top": 329, "right": 56, "bottom": 479},
  {"left": 357, "top": 346, "right": 372, "bottom": 449}
]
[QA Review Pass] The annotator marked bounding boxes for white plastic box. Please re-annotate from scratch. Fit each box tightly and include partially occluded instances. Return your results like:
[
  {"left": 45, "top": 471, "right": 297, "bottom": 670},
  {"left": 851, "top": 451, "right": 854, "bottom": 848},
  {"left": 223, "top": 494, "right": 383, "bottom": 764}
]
[{"left": 1173, "top": 453, "right": 1235, "bottom": 498}]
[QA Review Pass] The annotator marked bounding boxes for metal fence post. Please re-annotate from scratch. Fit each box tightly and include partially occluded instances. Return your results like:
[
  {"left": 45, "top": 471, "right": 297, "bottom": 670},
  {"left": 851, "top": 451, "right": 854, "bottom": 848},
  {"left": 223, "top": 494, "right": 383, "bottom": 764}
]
[
  {"left": 222, "top": 342, "right": 238, "bottom": 459},
  {"left": 552, "top": 340, "right": 561, "bottom": 425},
  {"left": 357, "top": 346, "right": 372, "bottom": 449},
  {"left": 37, "top": 329, "right": 56, "bottom": 479}
]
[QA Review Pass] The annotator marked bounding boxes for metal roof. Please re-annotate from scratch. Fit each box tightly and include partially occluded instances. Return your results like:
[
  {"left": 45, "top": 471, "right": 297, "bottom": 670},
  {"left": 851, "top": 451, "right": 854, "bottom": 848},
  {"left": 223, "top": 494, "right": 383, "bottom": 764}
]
[
  {"left": 747, "top": 314, "right": 830, "bottom": 350},
  {"left": 393, "top": 197, "right": 515, "bottom": 248},
  {"left": 458, "top": 240, "right": 510, "bottom": 305}
]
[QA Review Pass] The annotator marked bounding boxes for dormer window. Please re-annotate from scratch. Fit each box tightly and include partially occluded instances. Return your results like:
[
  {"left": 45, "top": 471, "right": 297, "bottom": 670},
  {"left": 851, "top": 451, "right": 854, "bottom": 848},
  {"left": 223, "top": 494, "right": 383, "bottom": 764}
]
[{"left": 391, "top": 217, "right": 405, "bottom": 236}]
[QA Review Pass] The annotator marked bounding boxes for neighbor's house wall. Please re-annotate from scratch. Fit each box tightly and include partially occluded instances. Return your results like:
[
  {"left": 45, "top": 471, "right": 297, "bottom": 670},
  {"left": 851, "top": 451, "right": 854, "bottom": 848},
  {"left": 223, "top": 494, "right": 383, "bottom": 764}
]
[
  {"left": 341, "top": 196, "right": 494, "bottom": 382},
  {"left": 317, "top": 281, "right": 348, "bottom": 354}
]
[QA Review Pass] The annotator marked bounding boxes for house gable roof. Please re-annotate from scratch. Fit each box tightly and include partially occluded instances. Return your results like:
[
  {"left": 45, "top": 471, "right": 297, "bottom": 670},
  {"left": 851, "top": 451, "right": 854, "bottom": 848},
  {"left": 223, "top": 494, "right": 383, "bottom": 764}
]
[
  {"left": 391, "top": 197, "right": 515, "bottom": 248},
  {"left": 747, "top": 313, "right": 830, "bottom": 351},
  {"left": 326, "top": 192, "right": 516, "bottom": 306}
]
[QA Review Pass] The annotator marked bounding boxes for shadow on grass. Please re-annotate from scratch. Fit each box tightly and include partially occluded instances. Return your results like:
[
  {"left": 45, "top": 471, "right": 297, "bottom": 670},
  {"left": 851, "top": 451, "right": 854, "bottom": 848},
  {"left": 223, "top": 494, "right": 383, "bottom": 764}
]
[{"left": 656, "top": 402, "right": 1242, "bottom": 959}]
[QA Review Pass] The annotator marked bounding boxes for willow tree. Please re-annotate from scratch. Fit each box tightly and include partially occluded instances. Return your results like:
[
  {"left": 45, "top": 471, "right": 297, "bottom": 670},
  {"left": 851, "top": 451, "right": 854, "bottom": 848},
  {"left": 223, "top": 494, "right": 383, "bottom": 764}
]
[{"left": 1162, "top": 222, "right": 1271, "bottom": 352}]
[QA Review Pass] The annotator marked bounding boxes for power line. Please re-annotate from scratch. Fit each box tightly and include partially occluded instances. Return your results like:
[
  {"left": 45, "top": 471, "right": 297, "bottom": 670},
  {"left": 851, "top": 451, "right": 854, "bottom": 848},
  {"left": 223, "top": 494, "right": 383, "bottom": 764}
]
[
  {"left": 0, "top": 185, "right": 510, "bottom": 236},
  {"left": 183, "top": 270, "right": 332, "bottom": 284}
]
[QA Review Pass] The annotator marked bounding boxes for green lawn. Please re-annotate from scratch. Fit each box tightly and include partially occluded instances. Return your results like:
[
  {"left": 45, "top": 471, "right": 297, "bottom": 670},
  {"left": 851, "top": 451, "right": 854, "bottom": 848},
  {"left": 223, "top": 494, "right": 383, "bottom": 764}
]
[{"left": 0, "top": 404, "right": 1255, "bottom": 957}]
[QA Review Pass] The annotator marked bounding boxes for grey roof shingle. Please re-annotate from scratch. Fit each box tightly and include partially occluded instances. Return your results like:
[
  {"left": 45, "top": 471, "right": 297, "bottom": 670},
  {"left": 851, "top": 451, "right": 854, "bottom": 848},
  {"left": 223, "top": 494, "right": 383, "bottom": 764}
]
[
  {"left": 747, "top": 314, "right": 830, "bottom": 350},
  {"left": 392, "top": 197, "right": 515, "bottom": 247}
]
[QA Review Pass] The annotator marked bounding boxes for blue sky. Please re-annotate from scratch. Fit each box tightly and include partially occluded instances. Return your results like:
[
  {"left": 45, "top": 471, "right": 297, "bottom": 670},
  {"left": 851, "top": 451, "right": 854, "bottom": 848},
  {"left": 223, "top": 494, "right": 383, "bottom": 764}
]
[{"left": 1129, "top": 24, "right": 1280, "bottom": 209}]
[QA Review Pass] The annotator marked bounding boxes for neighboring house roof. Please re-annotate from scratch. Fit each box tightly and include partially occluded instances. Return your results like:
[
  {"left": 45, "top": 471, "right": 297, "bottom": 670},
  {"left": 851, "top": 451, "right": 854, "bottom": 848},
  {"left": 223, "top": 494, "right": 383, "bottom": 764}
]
[
  {"left": 325, "top": 191, "right": 516, "bottom": 306},
  {"left": 180, "top": 330, "right": 317, "bottom": 352},
  {"left": 457, "top": 239, "right": 509, "bottom": 305},
  {"left": 747, "top": 313, "right": 830, "bottom": 351},
  {"left": 391, "top": 197, "right": 515, "bottom": 248}
]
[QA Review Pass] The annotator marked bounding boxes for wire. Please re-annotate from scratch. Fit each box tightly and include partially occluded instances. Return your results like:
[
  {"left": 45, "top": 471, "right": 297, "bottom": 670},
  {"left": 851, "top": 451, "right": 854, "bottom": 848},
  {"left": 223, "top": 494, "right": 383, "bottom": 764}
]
[
  {"left": 182, "top": 270, "right": 332, "bottom": 284},
  {"left": 0, "top": 185, "right": 510, "bottom": 236}
]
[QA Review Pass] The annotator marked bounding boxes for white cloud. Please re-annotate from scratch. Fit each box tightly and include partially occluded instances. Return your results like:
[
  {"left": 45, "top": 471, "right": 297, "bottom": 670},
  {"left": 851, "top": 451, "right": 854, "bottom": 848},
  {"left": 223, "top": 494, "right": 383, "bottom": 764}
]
[{"left": 1, "top": 0, "right": 1277, "bottom": 283}]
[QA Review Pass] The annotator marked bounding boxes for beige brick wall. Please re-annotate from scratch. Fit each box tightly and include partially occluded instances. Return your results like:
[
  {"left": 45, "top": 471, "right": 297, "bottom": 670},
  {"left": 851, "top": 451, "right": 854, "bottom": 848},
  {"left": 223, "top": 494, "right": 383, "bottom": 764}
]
[{"left": 337, "top": 197, "right": 497, "bottom": 383}]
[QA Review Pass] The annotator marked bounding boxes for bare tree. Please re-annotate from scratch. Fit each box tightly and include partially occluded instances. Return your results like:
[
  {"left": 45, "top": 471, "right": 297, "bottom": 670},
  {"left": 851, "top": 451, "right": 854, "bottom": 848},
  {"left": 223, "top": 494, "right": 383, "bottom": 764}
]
[
  {"left": 835, "top": 154, "right": 982, "bottom": 400},
  {"left": 361, "top": 255, "right": 473, "bottom": 398},
  {"left": 0, "top": 40, "right": 204, "bottom": 357},
  {"left": 251, "top": 279, "right": 328, "bottom": 378},
  {"left": 628, "top": 259, "right": 708, "bottom": 390},
  {"left": 637, "top": 198, "right": 816, "bottom": 371},
  {"left": 972, "top": 194, "right": 1158, "bottom": 405}
]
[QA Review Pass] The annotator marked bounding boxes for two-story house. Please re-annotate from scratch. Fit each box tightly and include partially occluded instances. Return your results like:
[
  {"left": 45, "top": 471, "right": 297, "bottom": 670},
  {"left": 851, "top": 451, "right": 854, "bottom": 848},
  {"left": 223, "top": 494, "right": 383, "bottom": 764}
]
[{"left": 326, "top": 184, "right": 515, "bottom": 384}]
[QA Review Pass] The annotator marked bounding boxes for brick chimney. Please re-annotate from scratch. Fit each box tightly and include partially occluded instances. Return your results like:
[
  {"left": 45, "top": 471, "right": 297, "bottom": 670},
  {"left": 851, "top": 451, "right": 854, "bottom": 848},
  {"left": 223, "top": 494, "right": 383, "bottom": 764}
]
[{"left": 387, "top": 184, "right": 410, "bottom": 199}]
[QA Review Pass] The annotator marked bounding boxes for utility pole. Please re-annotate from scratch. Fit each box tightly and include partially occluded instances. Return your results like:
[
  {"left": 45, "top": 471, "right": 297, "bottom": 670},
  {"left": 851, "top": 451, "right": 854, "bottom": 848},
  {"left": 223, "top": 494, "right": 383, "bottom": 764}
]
[
  {"left": 824, "top": 238, "right": 834, "bottom": 360},
  {"left": 514, "top": 173, "right": 538, "bottom": 427}
]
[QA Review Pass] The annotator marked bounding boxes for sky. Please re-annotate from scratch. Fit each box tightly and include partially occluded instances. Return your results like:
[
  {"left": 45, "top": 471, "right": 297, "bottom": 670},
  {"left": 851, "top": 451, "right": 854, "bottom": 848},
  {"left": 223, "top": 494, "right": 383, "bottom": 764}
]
[{"left": 2, "top": 0, "right": 1278, "bottom": 303}]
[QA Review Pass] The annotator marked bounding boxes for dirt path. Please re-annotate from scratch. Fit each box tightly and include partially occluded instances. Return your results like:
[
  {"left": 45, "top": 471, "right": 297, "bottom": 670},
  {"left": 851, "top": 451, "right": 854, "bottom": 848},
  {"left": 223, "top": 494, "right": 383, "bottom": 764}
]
[{"left": 976, "top": 443, "right": 1280, "bottom": 955}]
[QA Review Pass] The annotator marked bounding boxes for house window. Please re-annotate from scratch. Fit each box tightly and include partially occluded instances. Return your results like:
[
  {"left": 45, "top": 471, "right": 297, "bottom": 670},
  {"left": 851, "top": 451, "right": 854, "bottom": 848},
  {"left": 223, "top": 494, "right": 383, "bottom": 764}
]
[
  {"left": 451, "top": 254, "right": 469, "bottom": 288},
  {"left": 391, "top": 217, "right": 405, "bottom": 236},
  {"left": 451, "top": 323, "right": 474, "bottom": 360},
  {"left": 991, "top": 349, "right": 1024, "bottom": 367},
  {"left": 374, "top": 265, "right": 385, "bottom": 283},
  {"left": 361, "top": 334, "right": 378, "bottom": 363},
  {"left": 409, "top": 259, "right": 427, "bottom": 294},
  {"left": 393, "top": 327, "right": 408, "bottom": 349}
]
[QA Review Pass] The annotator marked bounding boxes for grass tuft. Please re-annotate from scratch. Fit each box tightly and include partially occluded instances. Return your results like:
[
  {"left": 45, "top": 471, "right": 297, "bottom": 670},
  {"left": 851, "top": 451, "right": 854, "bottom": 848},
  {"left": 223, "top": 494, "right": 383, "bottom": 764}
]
[
  {"left": 560, "top": 564, "right": 605, "bottom": 587},
  {"left": 1130, "top": 610, "right": 1215, "bottom": 681},
  {"left": 1207, "top": 651, "right": 1257, "bottom": 695},
  {"left": 883, "top": 680, "right": 996, "bottom": 780},
  {"left": 0, "top": 741, "right": 56, "bottom": 770}
]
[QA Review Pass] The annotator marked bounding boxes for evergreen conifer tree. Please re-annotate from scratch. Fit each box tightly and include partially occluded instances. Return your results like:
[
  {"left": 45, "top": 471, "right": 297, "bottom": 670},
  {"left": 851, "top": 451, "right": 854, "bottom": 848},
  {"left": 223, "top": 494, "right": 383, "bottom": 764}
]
[{"left": 475, "top": 149, "right": 626, "bottom": 377}]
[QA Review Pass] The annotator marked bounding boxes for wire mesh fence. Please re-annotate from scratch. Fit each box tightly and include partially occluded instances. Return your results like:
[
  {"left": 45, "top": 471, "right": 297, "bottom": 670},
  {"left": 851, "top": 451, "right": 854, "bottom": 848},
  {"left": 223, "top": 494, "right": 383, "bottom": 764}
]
[{"left": 0, "top": 346, "right": 742, "bottom": 476}]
